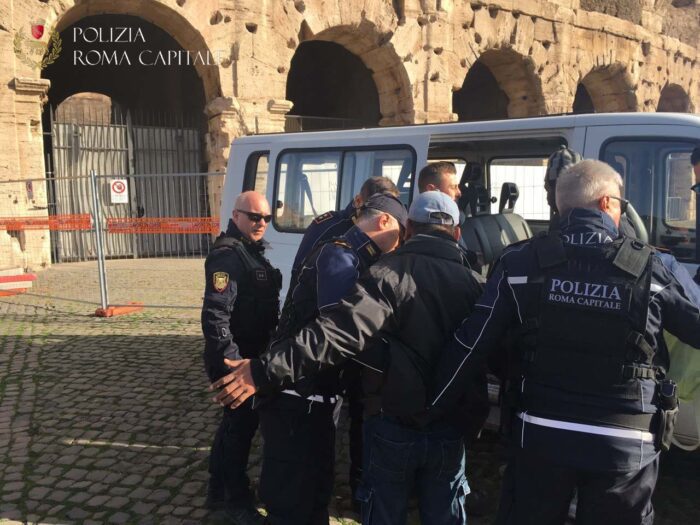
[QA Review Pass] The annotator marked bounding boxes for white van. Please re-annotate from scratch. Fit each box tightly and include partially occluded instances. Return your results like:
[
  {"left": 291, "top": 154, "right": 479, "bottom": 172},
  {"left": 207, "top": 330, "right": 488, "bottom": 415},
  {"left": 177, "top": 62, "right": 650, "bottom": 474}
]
[{"left": 221, "top": 112, "right": 700, "bottom": 447}]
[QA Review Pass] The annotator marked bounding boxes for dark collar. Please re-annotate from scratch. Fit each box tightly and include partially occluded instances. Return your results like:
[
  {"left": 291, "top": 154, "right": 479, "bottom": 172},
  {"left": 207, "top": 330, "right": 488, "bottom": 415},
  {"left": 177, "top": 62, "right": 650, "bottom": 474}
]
[
  {"left": 225, "top": 219, "right": 270, "bottom": 252},
  {"left": 343, "top": 225, "right": 381, "bottom": 268},
  {"left": 558, "top": 208, "right": 619, "bottom": 244},
  {"left": 398, "top": 233, "right": 463, "bottom": 263},
  {"left": 341, "top": 201, "right": 357, "bottom": 220}
]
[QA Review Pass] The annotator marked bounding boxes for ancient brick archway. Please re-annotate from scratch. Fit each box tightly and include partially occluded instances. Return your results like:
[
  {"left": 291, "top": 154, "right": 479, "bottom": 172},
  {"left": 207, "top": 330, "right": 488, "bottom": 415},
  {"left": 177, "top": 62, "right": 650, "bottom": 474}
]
[
  {"left": 657, "top": 83, "right": 693, "bottom": 112},
  {"left": 286, "top": 39, "right": 381, "bottom": 129},
  {"left": 576, "top": 64, "right": 638, "bottom": 112},
  {"left": 453, "top": 48, "right": 546, "bottom": 120},
  {"left": 296, "top": 24, "right": 415, "bottom": 126}
]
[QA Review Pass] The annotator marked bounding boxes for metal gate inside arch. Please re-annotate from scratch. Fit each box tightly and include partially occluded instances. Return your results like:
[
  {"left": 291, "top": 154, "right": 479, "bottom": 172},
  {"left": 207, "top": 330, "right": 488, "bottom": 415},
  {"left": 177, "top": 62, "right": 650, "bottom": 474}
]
[{"left": 46, "top": 105, "right": 219, "bottom": 262}]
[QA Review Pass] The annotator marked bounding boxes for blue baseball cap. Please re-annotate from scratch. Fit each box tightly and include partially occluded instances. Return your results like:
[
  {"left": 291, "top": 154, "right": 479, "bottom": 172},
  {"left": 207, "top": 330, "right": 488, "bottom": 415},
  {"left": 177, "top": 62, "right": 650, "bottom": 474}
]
[{"left": 408, "top": 191, "right": 460, "bottom": 226}]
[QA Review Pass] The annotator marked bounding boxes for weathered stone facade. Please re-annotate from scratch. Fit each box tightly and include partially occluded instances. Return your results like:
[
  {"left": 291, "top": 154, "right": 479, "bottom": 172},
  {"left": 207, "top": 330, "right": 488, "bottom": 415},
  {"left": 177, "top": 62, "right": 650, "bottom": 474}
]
[{"left": 1, "top": 0, "right": 698, "bottom": 270}]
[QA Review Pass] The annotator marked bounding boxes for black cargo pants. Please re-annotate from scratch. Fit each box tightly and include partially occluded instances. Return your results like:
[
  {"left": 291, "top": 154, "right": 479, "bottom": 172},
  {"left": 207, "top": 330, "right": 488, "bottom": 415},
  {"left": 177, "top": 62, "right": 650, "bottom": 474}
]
[
  {"left": 495, "top": 449, "right": 658, "bottom": 525},
  {"left": 258, "top": 393, "right": 336, "bottom": 525},
  {"left": 208, "top": 399, "right": 259, "bottom": 508}
]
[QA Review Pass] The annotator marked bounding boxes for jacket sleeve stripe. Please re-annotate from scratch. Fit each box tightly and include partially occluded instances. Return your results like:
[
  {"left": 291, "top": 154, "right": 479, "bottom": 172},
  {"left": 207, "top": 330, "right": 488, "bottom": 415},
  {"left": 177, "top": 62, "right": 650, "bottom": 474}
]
[{"left": 431, "top": 272, "right": 505, "bottom": 405}]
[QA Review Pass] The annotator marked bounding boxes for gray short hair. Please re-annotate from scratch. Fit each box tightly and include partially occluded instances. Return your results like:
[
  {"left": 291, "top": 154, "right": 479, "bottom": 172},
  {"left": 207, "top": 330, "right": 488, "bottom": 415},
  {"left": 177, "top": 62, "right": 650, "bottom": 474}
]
[{"left": 555, "top": 159, "right": 623, "bottom": 215}]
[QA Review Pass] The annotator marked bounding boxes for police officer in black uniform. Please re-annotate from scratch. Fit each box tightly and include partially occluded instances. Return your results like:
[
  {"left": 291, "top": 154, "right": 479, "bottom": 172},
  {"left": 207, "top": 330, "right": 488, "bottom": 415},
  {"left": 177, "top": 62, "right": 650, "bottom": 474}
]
[
  {"left": 286, "top": 176, "right": 400, "bottom": 504},
  {"left": 430, "top": 159, "right": 700, "bottom": 524},
  {"left": 254, "top": 193, "right": 407, "bottom": 525},
  {"left": 202, "top": 191, "right": 281, "bottom": 524}
]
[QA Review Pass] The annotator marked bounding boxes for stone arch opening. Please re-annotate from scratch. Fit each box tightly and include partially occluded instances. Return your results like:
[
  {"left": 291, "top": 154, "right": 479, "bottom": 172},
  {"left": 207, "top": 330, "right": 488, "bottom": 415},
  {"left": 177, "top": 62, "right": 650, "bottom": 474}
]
[
  {"left": 286, "top": 40, "right": 380, "bottom": 130},
  {"left": 453, "top": 48, "right": 545, "bottom": 121},
  {"left": 39, "top": 9, "right": 220, "bottom": 261},
  {"left": 572, "top": 83, "right": 595, "bottom": 114},
  {"left": 43, "top": 14, "right": 206, "bottom": 118},
  {"left": 657, "top": 83, "right": 692, "bottom": 112},
  {"left": 576, "top": 65, "right": 637, "bottom": 113}
]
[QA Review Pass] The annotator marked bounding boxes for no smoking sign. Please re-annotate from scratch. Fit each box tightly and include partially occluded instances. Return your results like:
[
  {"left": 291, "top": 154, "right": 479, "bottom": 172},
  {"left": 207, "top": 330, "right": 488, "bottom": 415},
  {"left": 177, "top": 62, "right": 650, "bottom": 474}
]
[{"left": 110, "top": 179, "right": 129, "bottom": 204}]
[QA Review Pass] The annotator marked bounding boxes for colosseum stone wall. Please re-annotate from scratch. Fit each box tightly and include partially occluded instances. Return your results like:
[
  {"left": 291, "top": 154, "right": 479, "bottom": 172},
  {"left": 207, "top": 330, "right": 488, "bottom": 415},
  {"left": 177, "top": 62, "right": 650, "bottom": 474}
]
[{"left": 0, "top": 0, "right": 698, "bottom": 269}]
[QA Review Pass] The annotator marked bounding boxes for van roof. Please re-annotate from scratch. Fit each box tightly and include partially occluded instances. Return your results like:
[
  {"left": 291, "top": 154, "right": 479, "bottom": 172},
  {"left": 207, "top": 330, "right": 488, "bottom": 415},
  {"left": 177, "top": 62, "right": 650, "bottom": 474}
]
[{"left": 234, "top": 112, "right": 700, "bottom": 144}]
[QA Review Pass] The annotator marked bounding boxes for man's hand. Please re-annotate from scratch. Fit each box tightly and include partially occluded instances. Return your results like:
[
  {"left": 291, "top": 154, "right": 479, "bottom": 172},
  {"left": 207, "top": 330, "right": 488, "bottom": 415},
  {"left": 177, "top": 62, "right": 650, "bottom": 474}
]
[{"left": 209, "top": 358, "right": 257, "bottom": 408}]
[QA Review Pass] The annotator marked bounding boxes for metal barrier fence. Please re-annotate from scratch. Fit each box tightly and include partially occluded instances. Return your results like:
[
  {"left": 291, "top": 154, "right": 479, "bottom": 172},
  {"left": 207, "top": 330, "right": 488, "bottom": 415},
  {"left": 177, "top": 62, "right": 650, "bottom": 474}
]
[{"left": 0, "top": 171, "right": 224, "bottom": 310}]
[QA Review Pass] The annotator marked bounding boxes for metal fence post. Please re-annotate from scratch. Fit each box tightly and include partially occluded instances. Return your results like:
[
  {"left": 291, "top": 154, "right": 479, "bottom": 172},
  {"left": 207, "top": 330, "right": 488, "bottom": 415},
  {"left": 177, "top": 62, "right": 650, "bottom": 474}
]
[{"left": 89, "top": 169, "right": 109, "bottom": 310}]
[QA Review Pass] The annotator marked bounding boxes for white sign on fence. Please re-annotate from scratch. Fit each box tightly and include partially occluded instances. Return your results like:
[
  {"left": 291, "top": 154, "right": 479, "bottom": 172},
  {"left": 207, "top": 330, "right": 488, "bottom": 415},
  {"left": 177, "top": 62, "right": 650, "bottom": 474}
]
[{"left": 110, "top": 179, "right": 129, "bottom": 204}]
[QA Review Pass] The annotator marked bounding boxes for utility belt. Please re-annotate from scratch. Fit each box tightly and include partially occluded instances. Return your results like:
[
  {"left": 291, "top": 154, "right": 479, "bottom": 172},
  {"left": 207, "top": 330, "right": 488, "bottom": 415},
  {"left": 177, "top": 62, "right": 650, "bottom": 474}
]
[{"left": 503, "top": 378, "right": 679, "bottom": 451}]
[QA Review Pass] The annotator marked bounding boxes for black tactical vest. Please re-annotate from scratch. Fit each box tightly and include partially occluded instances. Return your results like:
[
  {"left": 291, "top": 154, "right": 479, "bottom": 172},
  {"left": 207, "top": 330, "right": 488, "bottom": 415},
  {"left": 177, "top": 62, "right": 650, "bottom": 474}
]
[
  {"left": 518, "top": 234, "right": 656, "bottom": 430},
  {"left": 214, "top": 235, "right": 282, "bottom": 345}
]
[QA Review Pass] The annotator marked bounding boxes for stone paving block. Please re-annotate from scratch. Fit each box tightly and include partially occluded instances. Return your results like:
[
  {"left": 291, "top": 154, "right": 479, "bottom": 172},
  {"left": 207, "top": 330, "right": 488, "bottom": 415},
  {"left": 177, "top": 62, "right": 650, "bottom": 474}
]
[
  {"left": 132, "top": 501, "right": 156, "bottom": 515},
  {"left": 108, "top": 512, "right": 132, "bottom": 524},
  {"left": 126, "top": 486, "right": 152, "bottom": 500},
  {"left": 86, "top": 470, "right": 109, "bottom": 482},
  {"left": 147, "top": 488, "right": 171, "bottom": 503},
  {"left": 2, "top": 481, "right": 23, "bottom": 491},
  {"left": 68, "top": 492, "right": 91, "bottom": 504},
  {"left": 120, "top": 474, "right": 142, "bottom": 486},
  {"left": 86, "top": 494, "right": 110, "bottom": 507},
  {"left": 66, "top": 507, "right": 90, "bottom": 520},
  {"left": 56, "top": 455, "right": 80, "bottom": 466},
  {"left": 172, "top": 506, "right": 193, "bottom": 516},
  {"left": 64, "top": 468, "right": 88, "bottom": 481},
  {"left": 93, "top": 458, "right": 117, "bottom": 468},
  {"left": 105, "top": 496, "right": 131, "bottom": 509},
  {"left": 47, "top": 489, "right": 70, "bottom": 502},
  {"left": 103, "top": 472, "right": 123, "bottom": 484},
  {"left": 156, "top": 504, "right": 175, "bottom": 515},
  {"left": 108, "top": 486, "right": 130, "bottom": 496},
  {"left": 87, "top": 482, "right": 108, "bottom": 494},
  {"left": 179, "top": 481, "right": 203, "bottom": 496},
  {"left": 27, "top": 486, "right": 50, "bottom": 499}
]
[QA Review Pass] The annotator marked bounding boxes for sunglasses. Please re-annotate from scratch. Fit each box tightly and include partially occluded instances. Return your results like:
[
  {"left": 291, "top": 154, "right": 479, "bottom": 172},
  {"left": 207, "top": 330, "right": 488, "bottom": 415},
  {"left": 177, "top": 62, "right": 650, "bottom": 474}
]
[
  {"left": 236, "top": 209, "right": 273, "bottom": 223},
  {"left": 607, "top": 196, "right": 629, "bottom": 214}
]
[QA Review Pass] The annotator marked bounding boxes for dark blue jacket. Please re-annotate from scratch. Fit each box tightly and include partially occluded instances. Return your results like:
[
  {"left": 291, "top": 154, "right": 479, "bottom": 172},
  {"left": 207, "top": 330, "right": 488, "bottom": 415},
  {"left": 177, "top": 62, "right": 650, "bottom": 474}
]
[
  {"left": 431, "top": 208, "right": 700, "bottom": 472},
  {"left": 268, "top": 224, "right": 380, "bottom": 397},
  {"left": 291, "top": 202, "right": 356, "bottom": 275}
]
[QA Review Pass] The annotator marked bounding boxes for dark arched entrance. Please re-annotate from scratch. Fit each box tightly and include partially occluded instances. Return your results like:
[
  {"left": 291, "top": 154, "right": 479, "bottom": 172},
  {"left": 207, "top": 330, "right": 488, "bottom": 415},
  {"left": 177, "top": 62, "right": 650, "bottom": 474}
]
[
  {"left": 657, "top": 84, "right": 691, "bottom": 113},
  {"left": 42, "top": 14, "right": 211, "bottom": 261},
  {"left": 43, "top": 14, "right": 206, "bottom": 117},
  {"left": 572, "top": 83, "right": 595, "bottom": 114},
  {"left": 286, "top": 40, "right": 381, "bottom": 130},
  {"left": 575, "top": 65, "right": 637, "bottom": 113},
  {"left": 453, "top": 49, "right": 544, "bottom": 121},
  {"left": 453, "top": 61, "right": 509, "bottom": 121}
]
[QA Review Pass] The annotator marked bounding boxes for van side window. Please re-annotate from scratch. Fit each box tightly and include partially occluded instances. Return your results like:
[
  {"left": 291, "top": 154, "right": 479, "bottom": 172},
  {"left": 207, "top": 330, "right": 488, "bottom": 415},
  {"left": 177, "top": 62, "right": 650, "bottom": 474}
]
[
  {"left": 243, "top": 152, "right": 270, "bottom": 194},
  {"left": 276, "top": 151, "right": 342, "bottom": 231},
  {"left": 601, "top": 139, "right": 698, "bottom": 262},
  {"left": 275, "top": 147, "right": 415, "bottom": 232},
  {"left": 489, "top": 157, "right": 550, "bottom": 220},
  {"left": 339, "top": 149, "right": 414, "bottom": 206}
]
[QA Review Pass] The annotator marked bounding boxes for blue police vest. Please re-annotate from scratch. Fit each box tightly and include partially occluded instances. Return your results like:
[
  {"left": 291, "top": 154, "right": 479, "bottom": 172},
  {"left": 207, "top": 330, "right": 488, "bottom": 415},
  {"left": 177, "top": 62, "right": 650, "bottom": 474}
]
[{"left": 518, "top": 234, "right": 656, "bottom": 432}]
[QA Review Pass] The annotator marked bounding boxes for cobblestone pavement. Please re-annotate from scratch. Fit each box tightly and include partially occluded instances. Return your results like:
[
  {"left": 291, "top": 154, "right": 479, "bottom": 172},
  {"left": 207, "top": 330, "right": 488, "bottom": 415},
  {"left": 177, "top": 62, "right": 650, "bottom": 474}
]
[{"left": 0, "top": 261, "right": 698, "bottom": 524}]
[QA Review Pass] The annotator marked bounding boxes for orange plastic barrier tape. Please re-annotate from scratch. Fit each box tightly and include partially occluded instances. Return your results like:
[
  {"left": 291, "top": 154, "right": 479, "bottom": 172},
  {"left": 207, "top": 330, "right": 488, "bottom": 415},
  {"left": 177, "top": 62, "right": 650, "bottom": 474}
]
[
  {"left": 0, "top": 214, "right": 92, "bottom": 231},
  {"left": 106, "top": 217, "right": 220, "bottom": 234}
]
